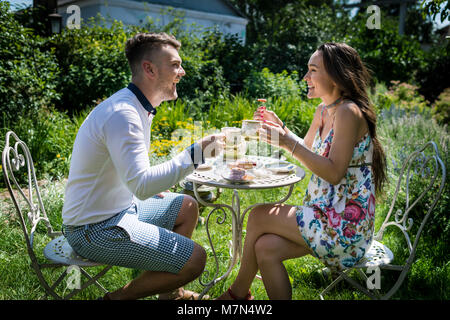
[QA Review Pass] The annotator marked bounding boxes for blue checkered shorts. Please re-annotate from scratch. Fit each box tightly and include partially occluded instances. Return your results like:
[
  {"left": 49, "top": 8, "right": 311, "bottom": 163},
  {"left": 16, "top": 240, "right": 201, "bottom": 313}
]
[{"left": 63, "top": 193, "right": 194, "bottom": 274}]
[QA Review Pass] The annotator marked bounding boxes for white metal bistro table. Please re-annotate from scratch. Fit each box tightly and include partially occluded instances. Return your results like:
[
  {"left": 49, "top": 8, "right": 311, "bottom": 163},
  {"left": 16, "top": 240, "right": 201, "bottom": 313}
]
[{"left": 186, "top": 155, "right": 305, "bottom": 298}]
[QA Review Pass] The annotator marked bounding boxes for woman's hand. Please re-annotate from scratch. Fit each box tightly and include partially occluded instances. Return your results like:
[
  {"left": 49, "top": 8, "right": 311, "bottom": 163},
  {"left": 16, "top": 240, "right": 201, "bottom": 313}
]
[
  {"left": 253, "top": 107, "right": 284, "bottom": 130},
  {"left": 258, "top": 121, "right": 291, "bottom": 150}
]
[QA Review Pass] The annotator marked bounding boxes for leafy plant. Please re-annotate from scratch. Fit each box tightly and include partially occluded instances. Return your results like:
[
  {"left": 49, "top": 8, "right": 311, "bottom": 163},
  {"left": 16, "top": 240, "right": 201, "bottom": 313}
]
[
  {"left": 0, "top": 2, "right": 60, "bottom": 122},
  {"left": 431, "top": 88, "right": 450, "bottom": 125},
  {"left": 346, "top": 13, "right": 426, "bottom": 85},
  {"left": 243, "top": 68, "right": 304, "bottom": 99},
  {"left": 49, "top": 16, "right": 130, "bottom": 115}
]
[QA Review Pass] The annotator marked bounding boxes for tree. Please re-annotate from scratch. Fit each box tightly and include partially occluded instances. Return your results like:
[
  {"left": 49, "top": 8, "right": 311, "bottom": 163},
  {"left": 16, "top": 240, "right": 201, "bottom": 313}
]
[{"left": 421, "top": 0, "right": 450, "bottom": 24}]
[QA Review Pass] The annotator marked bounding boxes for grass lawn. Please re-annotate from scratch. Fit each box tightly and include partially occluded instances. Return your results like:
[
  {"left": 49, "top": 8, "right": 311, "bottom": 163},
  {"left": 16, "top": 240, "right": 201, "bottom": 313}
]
[{"left": 0, "top": 159, "right": 384, "bottom": 301}]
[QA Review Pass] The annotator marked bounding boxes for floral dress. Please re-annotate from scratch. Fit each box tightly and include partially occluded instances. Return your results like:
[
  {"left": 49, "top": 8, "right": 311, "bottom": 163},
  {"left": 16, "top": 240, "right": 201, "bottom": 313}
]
[{"left": 295, "top": 106, "right": 376, "bottom": 271}]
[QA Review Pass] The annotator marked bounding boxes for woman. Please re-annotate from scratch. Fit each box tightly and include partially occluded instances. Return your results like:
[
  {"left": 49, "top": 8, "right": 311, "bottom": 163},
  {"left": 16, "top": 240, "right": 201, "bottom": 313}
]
[{"left": 218, "top": 42, "right": 387, "bottom": 300}]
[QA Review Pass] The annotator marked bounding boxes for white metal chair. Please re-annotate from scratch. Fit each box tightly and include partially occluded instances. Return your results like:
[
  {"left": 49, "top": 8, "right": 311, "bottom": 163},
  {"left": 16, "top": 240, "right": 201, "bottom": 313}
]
[
  {"left": 2, "top": 131, "right": 112, "bottom": 299},
  {"left": 320, "top": 141, "right": 446, "bottom": 300}
]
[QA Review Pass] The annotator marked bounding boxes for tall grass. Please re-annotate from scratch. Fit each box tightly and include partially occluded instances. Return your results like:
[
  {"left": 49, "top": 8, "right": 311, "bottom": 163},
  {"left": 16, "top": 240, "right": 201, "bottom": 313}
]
[{"left": 374, "top": 106, "right": 449, "bottom": 300}]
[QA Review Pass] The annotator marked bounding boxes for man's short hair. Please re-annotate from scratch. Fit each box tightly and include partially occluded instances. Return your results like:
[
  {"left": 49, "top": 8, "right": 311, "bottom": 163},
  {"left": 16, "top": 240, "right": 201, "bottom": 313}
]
[{"left": 125, "top": 32, "right": 181, "bottom": 76}]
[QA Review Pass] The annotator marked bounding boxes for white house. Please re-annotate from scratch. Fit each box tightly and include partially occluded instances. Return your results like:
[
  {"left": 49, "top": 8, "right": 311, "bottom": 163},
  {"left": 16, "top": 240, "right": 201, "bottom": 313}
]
[{"left": 57, "top": 0, "right": 248, "bottom": 43}]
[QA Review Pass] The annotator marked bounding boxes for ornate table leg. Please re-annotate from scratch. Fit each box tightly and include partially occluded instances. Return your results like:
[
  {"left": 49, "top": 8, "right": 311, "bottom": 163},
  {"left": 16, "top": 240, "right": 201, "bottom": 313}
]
[{"left": 192, "top": 183, "right": 296, "bottom": 299}]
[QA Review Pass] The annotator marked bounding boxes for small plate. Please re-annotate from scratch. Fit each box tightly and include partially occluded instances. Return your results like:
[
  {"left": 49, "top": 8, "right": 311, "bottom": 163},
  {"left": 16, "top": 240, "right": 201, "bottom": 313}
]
[
  {"left": 221, "top": 172, "right": 254, "bottom": 184},
  {"left": 196, "top": 163, "right": 213, "bottom": 171},
  {"left": 264, "top": 161, "right": 295, "bottom": 173}
]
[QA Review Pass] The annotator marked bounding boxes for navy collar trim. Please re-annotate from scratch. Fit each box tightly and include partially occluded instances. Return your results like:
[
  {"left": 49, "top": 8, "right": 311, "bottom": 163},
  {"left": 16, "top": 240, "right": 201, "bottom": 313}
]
[{"left": 127, "top": 83, "right": 157, "bottom": 116}]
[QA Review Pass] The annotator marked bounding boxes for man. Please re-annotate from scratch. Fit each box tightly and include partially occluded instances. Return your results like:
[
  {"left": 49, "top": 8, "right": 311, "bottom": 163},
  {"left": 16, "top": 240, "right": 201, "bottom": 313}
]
[{"left": 62, "top": 32, "right": 223, "bottom": 300}]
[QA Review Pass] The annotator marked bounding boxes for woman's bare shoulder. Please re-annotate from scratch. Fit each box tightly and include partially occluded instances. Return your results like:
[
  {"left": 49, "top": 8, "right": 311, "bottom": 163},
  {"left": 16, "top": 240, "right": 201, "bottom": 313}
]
[{"left": 336, "top": 100, "right": 364, "bottom": 121}]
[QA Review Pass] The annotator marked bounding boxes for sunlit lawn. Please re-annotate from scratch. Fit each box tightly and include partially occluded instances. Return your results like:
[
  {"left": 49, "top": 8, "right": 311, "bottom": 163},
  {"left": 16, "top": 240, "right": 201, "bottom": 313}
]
[{"left": 0, "top": 159, "right": 375, "bottom": 300}]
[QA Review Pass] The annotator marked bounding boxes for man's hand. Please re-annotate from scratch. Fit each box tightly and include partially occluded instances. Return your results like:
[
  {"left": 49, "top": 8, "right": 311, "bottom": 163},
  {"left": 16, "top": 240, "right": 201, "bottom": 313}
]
[
  {"left": 199, "top": 134, "right": 225, "bottom": 158},
  {"left": 155, "top": 190, "right": 170, "bottom": 198}
]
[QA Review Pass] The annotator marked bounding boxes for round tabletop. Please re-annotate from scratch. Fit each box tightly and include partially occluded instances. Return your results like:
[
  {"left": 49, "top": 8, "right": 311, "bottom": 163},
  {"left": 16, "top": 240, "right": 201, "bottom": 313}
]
[{"left": 186, "top": 155, "right": 305, "bottom": 190}]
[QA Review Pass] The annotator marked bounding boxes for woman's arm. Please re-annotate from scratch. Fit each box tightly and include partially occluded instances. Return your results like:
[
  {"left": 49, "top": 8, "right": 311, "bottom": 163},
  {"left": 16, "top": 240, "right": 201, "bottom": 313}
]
[
  {"left": 260, "top": 102, "right": 364, "bottom": 185},
  {"left": 255, "top": 104, "right": 322, "bottom": 150},
  {"left": 300, "top": 104, "right": 322, "bottom": 150}
]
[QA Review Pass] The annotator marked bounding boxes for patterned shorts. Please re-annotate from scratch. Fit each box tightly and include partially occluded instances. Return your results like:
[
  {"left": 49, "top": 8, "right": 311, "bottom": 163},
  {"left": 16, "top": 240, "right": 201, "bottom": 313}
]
[{"left": 63, "top": 192, "right": 194, "bottom": 274}]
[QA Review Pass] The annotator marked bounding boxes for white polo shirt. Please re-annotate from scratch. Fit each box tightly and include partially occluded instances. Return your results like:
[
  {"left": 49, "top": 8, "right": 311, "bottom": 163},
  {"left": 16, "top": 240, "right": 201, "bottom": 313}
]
[{"left": 62, "top": 86, "right": 203, "bottom": 226}]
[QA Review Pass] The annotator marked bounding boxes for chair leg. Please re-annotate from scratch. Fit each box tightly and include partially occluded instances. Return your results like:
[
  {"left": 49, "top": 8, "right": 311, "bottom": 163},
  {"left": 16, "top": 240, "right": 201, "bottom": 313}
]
[
  {"left": 320, "top": 268, "right": 383, "bottom": 300},
  {"left": 79, "top": 266, "right": 110, "bottom": 293},
  {"left": 49, "top": 269, "right": 70, "bottom": 293},
  {"left": 355, "top": 268, "right": 382, "bottom": 299},
  {"left": 33, "top": 267, "right": 64, "bottom": 300},
  {"left": 340, "top": 270, "right": 379, "bottom": 300},
  {"left": 63, "top": 265, "right": 112, "bottom": 300},
  {"left": 319, "top": 272, "right": 345, "bottom": 300},
  {"left": 36, "top": 265, "right": 111, "bottom": 300}
]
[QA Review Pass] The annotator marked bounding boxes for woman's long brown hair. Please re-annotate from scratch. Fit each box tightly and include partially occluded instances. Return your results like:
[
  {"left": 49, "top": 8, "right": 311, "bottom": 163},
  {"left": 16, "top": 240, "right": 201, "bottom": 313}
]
[{"left": 318, "top": 42, "right": 387, "bottom": 195}]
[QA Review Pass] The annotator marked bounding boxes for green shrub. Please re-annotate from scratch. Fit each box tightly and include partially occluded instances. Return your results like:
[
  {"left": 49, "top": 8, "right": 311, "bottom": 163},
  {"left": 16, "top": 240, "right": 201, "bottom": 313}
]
[
  {"left": 431, "top": 88, "right": 450, "bottom": 125},
  {"left": 267, "top": 96, "right": 317, "bottom": 138},
  {"left": 196, "top": 31, "right": 254, "bottom": 95},
  {"left": 346, "top": 13, "right": 426, "bottom": 85},
  {"left": 240, "top": 3, "right": 353, "bottom": 77},
  {"left": 49, "top": 17, "right": 130, "bottom": 114},
  {"left": 385, "top": 81, "right": 429, "bottom": 113},
  {"left": 243, "top": 68, "right": 304, "bottom": 99},
  {"left": 149, "top": 94, "right": 316, "bottom": 152},
  {"left": 377, "top": 108, "right": 449, "bottom": 299},
  {"left": 1, "top": 106, "right": 80, "bottom": 187},
  {"left": 369, "top": 81, "right": 394, "bottom": 113},
  {"left": 0, "top": 2, "right": 60, "bottom": 122},
  {"left": 176, "top": 51, "right": 229, "bottom": 112},
  {"left": 415, "top": 42, "right": 450, "bottom": 103}
]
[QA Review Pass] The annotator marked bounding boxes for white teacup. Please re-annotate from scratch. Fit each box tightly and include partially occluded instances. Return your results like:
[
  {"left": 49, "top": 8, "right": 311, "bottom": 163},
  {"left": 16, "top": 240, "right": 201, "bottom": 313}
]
[
  {"left": 242, "top": 120, "right": 262, "bottom": 140},
  {"left": 221, "top": 127, "right": 242, "bottom": 145}
]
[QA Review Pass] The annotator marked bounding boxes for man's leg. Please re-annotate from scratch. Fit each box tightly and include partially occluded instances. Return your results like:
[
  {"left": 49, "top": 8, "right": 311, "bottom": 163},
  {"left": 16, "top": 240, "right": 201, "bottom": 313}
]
[
  {"left": 171, "top": 194, "right": 199, "bottom": 239},
  {"left": 107, "top": 243, "right": 206, "bottom": 300},
  {"left": 109, "top": 194, "right": 204, "bottom": 300},
  {"left": 157, "top": 195, "right": 205, "bottom": 300}
]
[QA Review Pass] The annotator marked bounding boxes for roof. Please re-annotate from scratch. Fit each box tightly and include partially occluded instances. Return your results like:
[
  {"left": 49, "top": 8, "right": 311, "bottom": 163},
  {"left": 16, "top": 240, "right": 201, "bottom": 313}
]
[{"left": 58, "top": 0, "right": 247, "bottom": 19}]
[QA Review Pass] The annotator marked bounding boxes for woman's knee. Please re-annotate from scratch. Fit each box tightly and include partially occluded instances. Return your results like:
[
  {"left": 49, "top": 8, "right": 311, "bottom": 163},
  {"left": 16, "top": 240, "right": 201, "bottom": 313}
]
[
  {"left": 254, "top": 234, "right": 282, "bottom": 265},
  {"left": 247, "top": 204, "right": 272, "bottom": 232}
]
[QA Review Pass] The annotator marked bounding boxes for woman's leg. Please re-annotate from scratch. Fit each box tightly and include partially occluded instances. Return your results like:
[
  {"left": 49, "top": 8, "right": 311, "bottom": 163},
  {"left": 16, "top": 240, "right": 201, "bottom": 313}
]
[
  {"left": 218, "top": 203, "right": 312, "bottom": 299},
  {"left": 255, "top": 233, "right": 310, "bottom": 299}
]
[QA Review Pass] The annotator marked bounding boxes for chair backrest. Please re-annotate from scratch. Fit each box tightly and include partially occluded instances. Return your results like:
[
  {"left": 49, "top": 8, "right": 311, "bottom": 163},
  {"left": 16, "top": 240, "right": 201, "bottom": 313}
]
[
  {"left": 1, "top": 131, "right": 60, "bottom": 256},
  {"left": 375, "top": 141, "right": 446, "bottom": 264}
]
